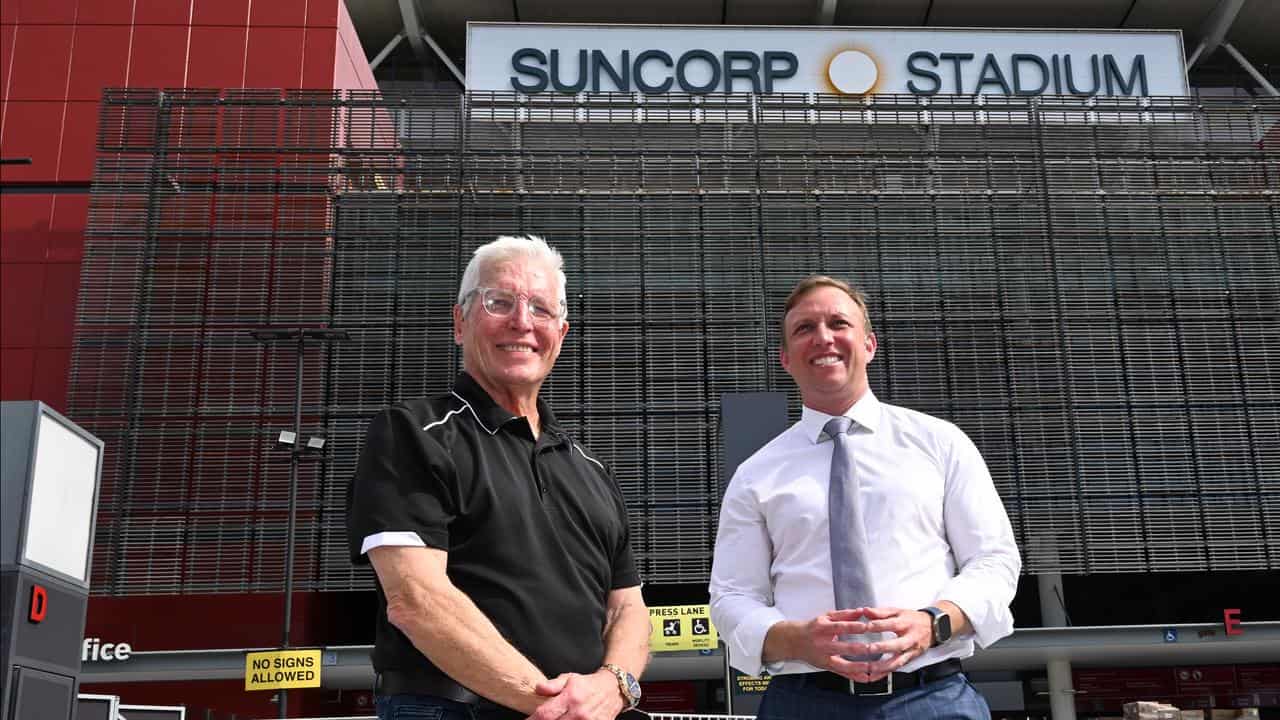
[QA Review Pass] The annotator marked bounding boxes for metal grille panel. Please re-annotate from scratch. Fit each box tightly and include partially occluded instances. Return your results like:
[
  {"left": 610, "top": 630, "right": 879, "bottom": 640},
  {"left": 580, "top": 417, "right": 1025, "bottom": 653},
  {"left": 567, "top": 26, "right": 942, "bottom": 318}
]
[{"left": 75, "top": 89, "right": 1280, "bottom": 594}]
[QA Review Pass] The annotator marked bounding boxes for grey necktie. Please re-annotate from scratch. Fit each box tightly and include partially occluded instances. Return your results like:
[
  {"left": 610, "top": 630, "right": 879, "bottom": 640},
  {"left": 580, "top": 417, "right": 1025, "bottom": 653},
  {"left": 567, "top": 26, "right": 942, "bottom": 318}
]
[{"left": 825, "top": 415, "right": 878, "bottom": 660}]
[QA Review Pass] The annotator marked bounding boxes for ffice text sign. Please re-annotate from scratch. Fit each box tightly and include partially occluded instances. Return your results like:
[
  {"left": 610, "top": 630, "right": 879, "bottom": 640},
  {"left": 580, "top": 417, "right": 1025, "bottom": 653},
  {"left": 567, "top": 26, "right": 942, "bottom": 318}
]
[{"left": 467, "top": 23, "right": 1188, "bottom": 97}]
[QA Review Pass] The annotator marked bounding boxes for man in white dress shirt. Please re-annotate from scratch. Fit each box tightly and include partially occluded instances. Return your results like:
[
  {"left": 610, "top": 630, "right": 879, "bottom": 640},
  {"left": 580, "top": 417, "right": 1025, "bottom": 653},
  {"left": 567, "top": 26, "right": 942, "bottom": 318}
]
[{"left": 709, "top": 275, "right": 1021, "bottom": 719}]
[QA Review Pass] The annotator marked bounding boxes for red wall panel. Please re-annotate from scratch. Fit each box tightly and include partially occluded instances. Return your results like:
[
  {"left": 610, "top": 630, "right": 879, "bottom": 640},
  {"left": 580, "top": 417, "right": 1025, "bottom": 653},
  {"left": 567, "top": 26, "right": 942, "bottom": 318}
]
[
  {"left": 0, "top": 194, "right": 52, "bottom": 262},
  {"left": 0, "top": 225, "right": 49, "bottom": 262},
  {"left": 67, "top": 25, "right": 130, "bottom": 101},
  {"left": 133, "top": 0, "right": 191, "bottom": 25},
  {"left": 245, "top": 27, "right": 303, "bottom": 89},
  {"left": 191, "top": 0, "right": 248, "bottom": 27},
  {"left": 305, "top": 0, "right": 339, "bottom": 29},
  {"left": 31, "top": 346, "right": 71, "bottom": 411},
  {"left": 186, "top": 26, "right": 246, "bottom": 87},
  {"left": 16, "top": 0, "right": 78, "bottom": 25},
  {"left": 48, "top": 195, "right": 88, "bottom": 263},
  {"left": 75, "top": 0, "right": 135, "bottom": 25},
  {"left": 58, "top": 100, "right": 100, "bottom": 181},
  {"left": 126, "top": 25, "right": 188, "bottom": 88},
  {"left": 0, "top": 101, "right": 66, "bottom": 181},
  {"left": 38, "top": 263, "right": 81, "bottom": 346},
  {"left": 50, "top": 192, "right": 89, "bottom": 230},
  {"left": 0, "top": 262, "right": 45, "bottom": 347},
  {"left": 249, "top": 0, "right": 305, "bottom": 28},
  {"left": 8, "top": 24, "right": 74, "bottom": 101},
  {"left": 0, "top": 349, "right": 35, "bottom": 398},
  {"left": 1, "top": 25, "right": 16, "bottom": 100},
  {"left": 300, "top": 28, "right": 336, "bottom": 88},
  {"left": 0, "top": 193, "right": 53, "bottom": 228},
  {"left": 1, "top": 0, "right": 17, "bottom": 25}
]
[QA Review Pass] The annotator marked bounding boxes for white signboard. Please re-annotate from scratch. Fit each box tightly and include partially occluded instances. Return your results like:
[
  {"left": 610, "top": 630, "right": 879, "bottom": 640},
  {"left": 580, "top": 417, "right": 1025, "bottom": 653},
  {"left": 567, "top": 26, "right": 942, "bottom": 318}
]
[
  {"left": 467, "top": 23, "right": 1188, "bottom": 97},
  {"left": 24, "top": 413, "right": 101, "bottom": 583}
]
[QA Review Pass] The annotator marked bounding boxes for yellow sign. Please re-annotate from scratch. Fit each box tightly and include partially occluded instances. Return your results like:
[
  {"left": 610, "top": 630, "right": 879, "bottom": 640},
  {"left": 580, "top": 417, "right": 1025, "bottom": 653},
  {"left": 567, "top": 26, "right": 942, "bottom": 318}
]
[
  {"left": 648, "top": 604, "right": 718, "bottom": 652},
  {"left": 734, "top": 673, "right": 772, "bottom": 694},
  {"left": 244, "top": 649, "right": 322, "bottom": 691}
]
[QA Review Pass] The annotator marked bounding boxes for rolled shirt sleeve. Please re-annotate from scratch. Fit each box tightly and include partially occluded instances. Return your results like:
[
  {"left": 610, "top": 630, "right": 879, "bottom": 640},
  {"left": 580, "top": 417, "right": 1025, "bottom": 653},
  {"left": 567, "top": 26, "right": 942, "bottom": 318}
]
[
  {"left": 937, "top": 426, "right": 1022, "bottom": 648},
  {"left": 710, "top": 467, "right": 786, "bottom": 677},
  {"left": 346, "top": 407, "right": 455, "bottom": 563}
]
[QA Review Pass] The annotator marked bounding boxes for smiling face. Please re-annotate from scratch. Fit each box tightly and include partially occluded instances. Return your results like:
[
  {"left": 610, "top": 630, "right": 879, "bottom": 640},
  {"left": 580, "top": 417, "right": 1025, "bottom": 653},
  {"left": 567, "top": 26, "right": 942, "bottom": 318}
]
[
  {"left": 453, "top": 258, "right": 569, "bottom": 409},
  {"left": 780, "top": 285, "right": 877, "bottom": 416}
]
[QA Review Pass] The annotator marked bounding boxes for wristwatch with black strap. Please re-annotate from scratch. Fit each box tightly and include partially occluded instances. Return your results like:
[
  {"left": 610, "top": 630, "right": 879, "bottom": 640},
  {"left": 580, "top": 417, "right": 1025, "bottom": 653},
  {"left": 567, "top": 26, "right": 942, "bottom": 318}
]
[
  {"left": 919, "top": 606, "right": 953, "bottom": 647},
  {"left": 603, "top": 663, "right": 642, "bottom": 710}
]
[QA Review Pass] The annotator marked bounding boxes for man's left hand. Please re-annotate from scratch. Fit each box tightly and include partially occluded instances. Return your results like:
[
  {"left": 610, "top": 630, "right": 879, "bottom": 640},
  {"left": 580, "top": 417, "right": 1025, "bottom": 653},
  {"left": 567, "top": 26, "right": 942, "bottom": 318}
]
[
  {"left": 528, "top": 669, "right": 626, "bottom": 720},
  {"left": 841, "top": 606, "right": 933, "bottom": 683}
]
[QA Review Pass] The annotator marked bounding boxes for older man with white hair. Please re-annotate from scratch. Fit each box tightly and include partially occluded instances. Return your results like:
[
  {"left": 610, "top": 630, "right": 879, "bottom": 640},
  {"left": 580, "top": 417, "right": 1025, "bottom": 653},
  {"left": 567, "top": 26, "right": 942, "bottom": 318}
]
[{"left": 348, "top": 235, "right": 650, "bottom": 720}]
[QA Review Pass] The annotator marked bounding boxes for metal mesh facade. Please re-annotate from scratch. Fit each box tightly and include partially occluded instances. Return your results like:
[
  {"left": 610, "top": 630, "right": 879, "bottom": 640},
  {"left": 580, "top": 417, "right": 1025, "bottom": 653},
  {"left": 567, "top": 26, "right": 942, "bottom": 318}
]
[{"left": 74, "top": 89, "right": 1279, "bottom": 595}]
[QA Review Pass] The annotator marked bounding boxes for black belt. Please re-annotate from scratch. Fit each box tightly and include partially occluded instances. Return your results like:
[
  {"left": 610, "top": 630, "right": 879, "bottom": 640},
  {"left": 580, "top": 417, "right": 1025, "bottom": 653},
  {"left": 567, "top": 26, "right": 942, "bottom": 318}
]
[
  {"left": 798, "top": 658, "right": 964, "bottom": 697},
  {"left": 375, "top": 669, "right": 484, "bottom": 705}
]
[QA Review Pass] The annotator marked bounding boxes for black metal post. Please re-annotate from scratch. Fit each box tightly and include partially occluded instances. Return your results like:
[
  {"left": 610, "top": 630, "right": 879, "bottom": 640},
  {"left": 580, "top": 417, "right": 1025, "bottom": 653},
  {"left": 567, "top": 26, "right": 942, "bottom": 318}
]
[
  {"left": 250, "top": 327, "right": 347, "bottom": 719},
  {"left": 279, "top": 333, "right": 305, "bottom": 719}
]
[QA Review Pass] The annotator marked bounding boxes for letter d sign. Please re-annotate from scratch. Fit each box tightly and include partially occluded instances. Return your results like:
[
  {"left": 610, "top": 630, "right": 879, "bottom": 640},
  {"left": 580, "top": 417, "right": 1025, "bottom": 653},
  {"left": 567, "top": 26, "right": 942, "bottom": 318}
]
[{"left": 29, "top": 584, "right": 48, "bottom": 623}]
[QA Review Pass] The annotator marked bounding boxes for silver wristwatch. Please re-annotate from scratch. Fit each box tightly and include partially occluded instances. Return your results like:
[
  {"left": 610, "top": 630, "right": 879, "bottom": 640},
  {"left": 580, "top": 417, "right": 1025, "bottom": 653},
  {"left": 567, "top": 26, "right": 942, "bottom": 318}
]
[{"left": 603, "top": 663, "right": 641, "bottom": 710}]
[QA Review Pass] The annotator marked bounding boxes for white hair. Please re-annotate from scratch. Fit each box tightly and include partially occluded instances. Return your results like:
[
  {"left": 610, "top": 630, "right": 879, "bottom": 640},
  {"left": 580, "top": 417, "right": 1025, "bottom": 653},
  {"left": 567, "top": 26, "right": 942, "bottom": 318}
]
[{"left": 456, "top": 235, "right": 568, "bottom": 321}]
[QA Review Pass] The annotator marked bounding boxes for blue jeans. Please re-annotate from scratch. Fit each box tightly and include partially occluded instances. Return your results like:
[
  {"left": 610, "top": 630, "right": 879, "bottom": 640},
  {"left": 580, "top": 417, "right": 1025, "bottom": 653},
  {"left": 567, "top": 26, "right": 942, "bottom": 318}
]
[
  {"left": 758, "top": 672, "right": 991, "bottom": 720},
  {"left": 376, "top": 693, "right": 525, "bottom": 720}
]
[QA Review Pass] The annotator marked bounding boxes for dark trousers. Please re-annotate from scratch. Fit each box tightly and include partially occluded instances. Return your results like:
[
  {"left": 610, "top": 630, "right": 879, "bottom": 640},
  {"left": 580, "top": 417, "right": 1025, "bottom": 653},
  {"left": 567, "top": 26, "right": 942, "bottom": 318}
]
[
  {"left": 376, "top": 693, "right": 525, "bottom": 720},
  {"left": 758, "top": 672, "right": 991, "bottom": 720}
]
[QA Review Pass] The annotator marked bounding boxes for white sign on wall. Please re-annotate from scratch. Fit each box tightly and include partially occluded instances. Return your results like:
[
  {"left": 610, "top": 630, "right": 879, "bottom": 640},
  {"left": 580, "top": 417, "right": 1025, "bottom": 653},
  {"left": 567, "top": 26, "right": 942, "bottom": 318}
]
[{"left": 467, "top": 23, "right": 1189, "bottom": 97}]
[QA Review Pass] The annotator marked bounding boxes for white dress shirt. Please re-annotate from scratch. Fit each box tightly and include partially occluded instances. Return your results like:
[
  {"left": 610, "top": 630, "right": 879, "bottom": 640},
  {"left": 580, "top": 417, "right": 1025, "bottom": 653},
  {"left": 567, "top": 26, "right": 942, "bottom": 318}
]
[{"left": 709, "top": 390, "right": 1021, "bottom": 677}]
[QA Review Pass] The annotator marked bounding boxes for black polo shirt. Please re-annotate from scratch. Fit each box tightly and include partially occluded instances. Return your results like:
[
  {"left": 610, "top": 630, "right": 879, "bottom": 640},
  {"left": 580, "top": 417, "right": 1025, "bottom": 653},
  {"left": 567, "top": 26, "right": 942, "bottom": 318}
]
[{"left": 347, "top": 372, "right": 640, "bottom": 680}]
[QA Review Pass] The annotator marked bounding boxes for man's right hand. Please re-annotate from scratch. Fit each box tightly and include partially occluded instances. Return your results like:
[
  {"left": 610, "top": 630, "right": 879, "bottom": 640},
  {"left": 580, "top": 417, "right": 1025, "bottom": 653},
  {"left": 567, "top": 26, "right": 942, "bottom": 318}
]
[
  {"left": 763, "top": 609, "right": 874, "bottom": 676},
  {"left": 528, "top": 670, "right": 626, "bottom": 720}
]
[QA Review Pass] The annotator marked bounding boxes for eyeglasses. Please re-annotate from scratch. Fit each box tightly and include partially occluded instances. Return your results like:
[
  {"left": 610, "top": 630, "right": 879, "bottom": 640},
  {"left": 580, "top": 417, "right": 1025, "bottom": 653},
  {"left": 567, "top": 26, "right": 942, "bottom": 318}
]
[{"left": 466, "top": 287, "right": 564, "bottom": 324}]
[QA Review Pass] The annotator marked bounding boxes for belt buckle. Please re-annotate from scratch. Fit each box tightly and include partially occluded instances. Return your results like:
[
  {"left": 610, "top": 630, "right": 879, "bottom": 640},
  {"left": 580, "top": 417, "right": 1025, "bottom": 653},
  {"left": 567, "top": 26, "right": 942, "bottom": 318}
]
[{"left": 849, "top": 675, "right": 893, "bottom": 696}]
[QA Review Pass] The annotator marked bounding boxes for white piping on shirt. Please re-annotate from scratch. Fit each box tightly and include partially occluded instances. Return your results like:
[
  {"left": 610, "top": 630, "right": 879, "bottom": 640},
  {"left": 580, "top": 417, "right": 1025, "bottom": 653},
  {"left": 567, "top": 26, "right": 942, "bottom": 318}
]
[
  {"left": 573, "top": 442, "right": 604, "bottom": 470},
  {"left": 450, "top": 391, "right": 500, "bottom": 435},
  {"left": 428, "top": 393, "right": 598, "bottom": 472},
  {"left": 422, "top": 406, "right": 467, "bottom": 433}
]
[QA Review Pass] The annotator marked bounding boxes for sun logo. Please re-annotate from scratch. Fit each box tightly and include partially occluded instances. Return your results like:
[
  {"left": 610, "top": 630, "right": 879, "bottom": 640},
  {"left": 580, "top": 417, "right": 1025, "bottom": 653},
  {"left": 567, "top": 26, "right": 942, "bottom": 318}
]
[{"left": 827, "top": 49, "right": 879, "bottom": 95}]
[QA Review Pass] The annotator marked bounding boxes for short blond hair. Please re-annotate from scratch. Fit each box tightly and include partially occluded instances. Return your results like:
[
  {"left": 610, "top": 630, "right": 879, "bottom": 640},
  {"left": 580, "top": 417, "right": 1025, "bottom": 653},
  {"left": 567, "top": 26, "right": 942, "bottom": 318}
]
[{"left": 779, "top": 275, "right": 873, "bottom": 347}]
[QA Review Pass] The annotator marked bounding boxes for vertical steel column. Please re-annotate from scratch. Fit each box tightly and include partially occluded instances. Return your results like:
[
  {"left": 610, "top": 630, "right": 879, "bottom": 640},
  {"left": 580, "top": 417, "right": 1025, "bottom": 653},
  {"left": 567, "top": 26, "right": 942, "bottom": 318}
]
[
  {"left": 279, "top": 332, "right": 305, "bottom": 719},
  {"left": 1039, "top": 570, "right": 1076, "bottom": 720}
]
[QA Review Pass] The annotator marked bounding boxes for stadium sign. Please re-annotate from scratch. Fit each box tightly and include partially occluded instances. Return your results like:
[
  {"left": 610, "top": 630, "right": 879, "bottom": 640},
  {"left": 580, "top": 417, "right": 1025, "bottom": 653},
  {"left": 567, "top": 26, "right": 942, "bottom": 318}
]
[{"left": 467, "top": 24, "right": 1189, "bottom": 97}]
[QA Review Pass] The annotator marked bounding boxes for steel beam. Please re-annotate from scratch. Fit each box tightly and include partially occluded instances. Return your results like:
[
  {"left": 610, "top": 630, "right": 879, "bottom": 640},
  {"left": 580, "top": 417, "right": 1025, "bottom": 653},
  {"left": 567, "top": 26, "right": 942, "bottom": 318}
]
[
  {"left": 370, "top": 32, "right": 406, "bottom": 72},
  {"left": 1222, "top": 42, "right": 1280, "bottom": 96},
  {"left": 396, "top": 0, "right": 432, "bottom": 71},
  {"left": 1187, "top": 0, "right": 1246, "bottom": 67},
  {"left": 421, "top": 30, "right": 466, "bottom": 86}
]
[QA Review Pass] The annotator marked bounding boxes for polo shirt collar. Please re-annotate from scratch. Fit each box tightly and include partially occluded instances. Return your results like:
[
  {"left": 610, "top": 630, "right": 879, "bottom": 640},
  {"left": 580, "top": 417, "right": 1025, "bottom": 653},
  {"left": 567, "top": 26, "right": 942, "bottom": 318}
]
[
  {"left": 799, "top": 389, "right": 882, "bottom": 444},
  {"left": 452, "top": 372, "right": 562, "bottom": 437}
]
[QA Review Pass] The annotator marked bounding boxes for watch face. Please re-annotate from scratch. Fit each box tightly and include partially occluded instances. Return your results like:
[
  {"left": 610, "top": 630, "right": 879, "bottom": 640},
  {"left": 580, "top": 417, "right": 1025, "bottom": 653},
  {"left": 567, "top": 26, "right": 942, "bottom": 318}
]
[
  {"left": 627, "top": 675, "right": 642, "bottom": 699},
  {"left": 935, "top": 613, "right": 952, "bottom": 643}
]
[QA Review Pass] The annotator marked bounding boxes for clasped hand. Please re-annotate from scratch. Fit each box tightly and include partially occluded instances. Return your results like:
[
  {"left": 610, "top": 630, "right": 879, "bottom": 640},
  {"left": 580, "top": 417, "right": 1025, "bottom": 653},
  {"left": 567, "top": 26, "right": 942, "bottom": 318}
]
[
  {"left": 801, "top": 606, "right": 933, "bottom": 683},
  {"left": 527, "top": 668, "right": 625, "bottom": 720}
]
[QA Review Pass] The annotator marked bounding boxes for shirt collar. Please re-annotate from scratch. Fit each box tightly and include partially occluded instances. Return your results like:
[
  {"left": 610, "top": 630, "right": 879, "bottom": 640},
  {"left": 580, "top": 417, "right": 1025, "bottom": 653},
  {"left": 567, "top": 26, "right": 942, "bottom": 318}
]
[
  {"left": 798, "top": 389, "right": 882, "bottom": 444},
  {"left": 453, "top": 371, "right": 562, "bottom": 437}
]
